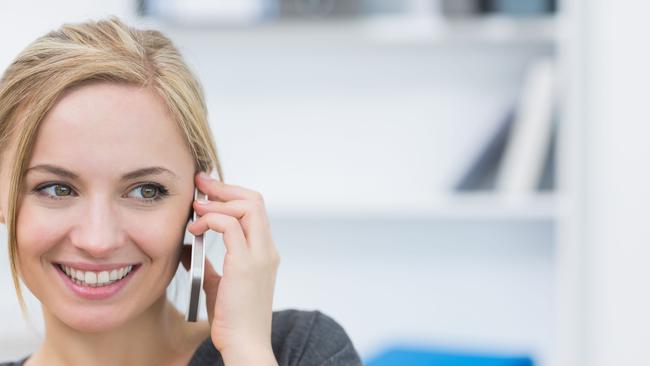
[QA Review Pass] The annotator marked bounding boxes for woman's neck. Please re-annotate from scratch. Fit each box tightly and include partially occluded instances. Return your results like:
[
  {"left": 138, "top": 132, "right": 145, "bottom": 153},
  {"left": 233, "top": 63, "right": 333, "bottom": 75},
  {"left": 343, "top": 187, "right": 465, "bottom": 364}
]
[{"left": 28, "top": 296, "right": 210, "bottom": 366}]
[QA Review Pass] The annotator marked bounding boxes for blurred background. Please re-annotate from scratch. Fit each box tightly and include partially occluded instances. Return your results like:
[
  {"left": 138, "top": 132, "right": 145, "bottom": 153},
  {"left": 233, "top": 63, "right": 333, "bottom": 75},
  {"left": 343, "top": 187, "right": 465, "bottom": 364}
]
[{"left": 0, "top": 1, "right": 648, "bottom": 365}]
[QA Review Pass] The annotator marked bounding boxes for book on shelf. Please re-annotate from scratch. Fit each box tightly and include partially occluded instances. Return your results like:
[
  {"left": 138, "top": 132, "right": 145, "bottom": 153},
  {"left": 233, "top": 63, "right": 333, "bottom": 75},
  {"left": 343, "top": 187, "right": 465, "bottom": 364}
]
[
  {"left": 454, "top": 106, "right": 515, "bottom": 191},
  {"left": 538, "top": 116, "right": 556, "bottom": 191},
  {"left": 453, "top": 57, "right": 556, "bottom": 198},
  {"left": 496, "top": 57, "right": 556, "bottom": 199}
]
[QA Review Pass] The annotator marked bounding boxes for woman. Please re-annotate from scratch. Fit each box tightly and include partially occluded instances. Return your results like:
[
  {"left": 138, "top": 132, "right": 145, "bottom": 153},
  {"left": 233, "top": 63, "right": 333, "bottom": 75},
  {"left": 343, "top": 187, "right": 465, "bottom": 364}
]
[{"left": 0, "top": 17, "right": 361, "bottom": 366}]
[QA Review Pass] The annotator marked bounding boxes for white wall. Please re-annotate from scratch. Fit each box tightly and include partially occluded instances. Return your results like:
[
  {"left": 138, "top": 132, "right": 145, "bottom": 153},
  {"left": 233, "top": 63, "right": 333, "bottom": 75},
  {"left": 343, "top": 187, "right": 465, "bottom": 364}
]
[
  {"left": 581, "top": 1, "right": 650, "bottom": 365},
  {"left": 0, "top": 1, "right": 133, "bottom": 71}
]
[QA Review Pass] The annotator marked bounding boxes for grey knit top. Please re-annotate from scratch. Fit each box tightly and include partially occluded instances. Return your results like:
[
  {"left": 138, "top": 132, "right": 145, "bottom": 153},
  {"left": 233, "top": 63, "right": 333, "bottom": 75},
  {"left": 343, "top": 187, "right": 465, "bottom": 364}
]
[{"left": 0, "top": 309, "right": 362, "bottom": 366}]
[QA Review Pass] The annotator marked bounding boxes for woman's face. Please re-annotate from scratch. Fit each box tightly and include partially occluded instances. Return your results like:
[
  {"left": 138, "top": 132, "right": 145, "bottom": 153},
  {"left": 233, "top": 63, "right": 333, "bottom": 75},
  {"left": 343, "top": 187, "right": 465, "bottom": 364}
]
[{"left": 0, "top": 82, "right": 196, "bottom": 332}]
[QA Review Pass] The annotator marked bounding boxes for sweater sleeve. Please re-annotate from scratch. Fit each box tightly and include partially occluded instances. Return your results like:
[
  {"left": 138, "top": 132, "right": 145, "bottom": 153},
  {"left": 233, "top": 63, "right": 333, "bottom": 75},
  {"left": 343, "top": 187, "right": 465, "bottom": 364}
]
[
  {"left": 271, "top": 309, "right": 362, "bottom": 366},
  {"left": 188, "top": 309, "right": 363, "bottom": 366}
]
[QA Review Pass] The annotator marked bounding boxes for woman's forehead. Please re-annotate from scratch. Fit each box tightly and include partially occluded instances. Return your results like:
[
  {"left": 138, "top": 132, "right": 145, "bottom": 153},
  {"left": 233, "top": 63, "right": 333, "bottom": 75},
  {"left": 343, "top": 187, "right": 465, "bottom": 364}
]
[
  {"left": 42, "top": 82, "right": 173, "bottom": 140},
  {"left": 30, "top": 83, "right": 191, "bottom": 170},
  {"left": 14, "top": 82, "right": 195, "bottom": 183}
]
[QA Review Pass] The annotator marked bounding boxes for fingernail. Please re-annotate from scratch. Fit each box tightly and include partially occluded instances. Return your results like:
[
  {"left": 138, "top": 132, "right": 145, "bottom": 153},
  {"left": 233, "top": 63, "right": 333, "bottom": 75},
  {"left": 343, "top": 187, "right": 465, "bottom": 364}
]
[
  {"left": 198, "top": 171, "right": 212, "bottom": 181},
  {"left": 196, "top": 198, "right": 209, "bottom": 205}
]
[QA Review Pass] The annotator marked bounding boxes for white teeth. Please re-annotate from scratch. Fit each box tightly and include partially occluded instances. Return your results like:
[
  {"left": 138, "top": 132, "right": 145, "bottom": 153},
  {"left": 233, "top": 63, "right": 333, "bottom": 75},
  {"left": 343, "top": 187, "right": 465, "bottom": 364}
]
[
  {"left": 59, "top": 264, "right": 134, "bottom": 287},
  {"left": 98, "top": 271, "right": 109, "bottom": 284},
  {"left": 85, "top": 272, "right": 97, "bottom": 285}
]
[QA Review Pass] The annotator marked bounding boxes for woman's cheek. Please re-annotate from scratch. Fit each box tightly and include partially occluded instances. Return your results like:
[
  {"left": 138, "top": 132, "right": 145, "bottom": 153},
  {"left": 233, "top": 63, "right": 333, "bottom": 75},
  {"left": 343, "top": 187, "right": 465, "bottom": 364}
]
[
  {"left": 15, "top": 206, "right": 69, "bottom": 295},
  {"left": 124, "top": 210, "right": 186, "bottom": 260},
  {"left": 16, "top": 205, "right": 70, "bottom": 254}
]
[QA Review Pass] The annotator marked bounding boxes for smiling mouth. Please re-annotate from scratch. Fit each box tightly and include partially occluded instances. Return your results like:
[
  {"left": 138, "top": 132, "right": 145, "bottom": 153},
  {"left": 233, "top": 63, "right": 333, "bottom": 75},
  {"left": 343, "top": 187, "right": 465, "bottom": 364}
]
[{"left": 54, "top": 263, "right": 140, "bottom": 287}]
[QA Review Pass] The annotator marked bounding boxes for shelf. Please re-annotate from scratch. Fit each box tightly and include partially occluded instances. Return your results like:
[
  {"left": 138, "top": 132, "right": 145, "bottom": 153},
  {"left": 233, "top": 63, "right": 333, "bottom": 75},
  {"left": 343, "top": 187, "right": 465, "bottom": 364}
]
[
  {"left": 267, "top": 192, "right": 556, "bottom": 220},
  {"left": 139, "top": 14, "right": 557, "bottom": 46},
  {"left": 362, "top": 14, "right": 556, "bottom": 45}
]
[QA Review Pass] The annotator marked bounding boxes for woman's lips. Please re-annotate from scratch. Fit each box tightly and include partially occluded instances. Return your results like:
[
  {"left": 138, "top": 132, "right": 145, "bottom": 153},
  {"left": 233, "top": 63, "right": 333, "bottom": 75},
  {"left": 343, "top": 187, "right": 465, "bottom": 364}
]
[{"left": 54, "top": 263, "right": 140, "bottom": 300}]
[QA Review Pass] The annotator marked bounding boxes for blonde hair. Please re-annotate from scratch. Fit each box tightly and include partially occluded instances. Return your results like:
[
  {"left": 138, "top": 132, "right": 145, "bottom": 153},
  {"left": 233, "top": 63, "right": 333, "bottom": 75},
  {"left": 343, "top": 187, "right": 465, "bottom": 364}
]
[{"left": 0, "top": 17, "right": 224, "bottom": 316}]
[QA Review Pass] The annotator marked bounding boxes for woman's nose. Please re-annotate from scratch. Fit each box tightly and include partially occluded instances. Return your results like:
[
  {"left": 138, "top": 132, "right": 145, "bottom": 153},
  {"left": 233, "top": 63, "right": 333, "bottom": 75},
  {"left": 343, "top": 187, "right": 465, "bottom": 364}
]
[{"left": 69, "top": 197, "right": 127, "bottom": 258}]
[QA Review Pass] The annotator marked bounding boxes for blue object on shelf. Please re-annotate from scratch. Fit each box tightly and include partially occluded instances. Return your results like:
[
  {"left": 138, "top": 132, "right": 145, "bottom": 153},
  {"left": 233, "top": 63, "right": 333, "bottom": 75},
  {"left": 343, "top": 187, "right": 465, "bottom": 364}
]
[{"left": 364, "top": 346, "right": 534, "bottom": 366}]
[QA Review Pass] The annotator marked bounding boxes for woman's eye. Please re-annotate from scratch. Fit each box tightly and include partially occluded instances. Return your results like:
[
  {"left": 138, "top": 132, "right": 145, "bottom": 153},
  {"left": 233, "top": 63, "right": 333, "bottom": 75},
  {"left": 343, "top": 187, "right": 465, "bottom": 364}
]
[
  {"left": 33, "top": 183, "right": 169, "bottom": 203},
  {"left": 127, "top": 183, "right": 169, "bottom": 202},
  {"left": 35, "top": 183, "right": 75, "bottom": 199}
]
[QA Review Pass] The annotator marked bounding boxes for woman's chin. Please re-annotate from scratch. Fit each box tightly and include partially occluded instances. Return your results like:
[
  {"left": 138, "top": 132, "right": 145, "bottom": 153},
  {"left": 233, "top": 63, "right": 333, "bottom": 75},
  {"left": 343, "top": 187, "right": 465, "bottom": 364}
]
[{"left": 56, "top": 305, "right": 134, "bottom": 333}]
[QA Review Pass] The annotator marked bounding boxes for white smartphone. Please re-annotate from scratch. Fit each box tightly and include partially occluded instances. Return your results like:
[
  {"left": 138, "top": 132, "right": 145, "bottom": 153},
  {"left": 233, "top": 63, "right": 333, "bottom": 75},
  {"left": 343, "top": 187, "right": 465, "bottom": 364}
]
[{"left": 183, "top": 187, "right": 208, "bottom": 322}]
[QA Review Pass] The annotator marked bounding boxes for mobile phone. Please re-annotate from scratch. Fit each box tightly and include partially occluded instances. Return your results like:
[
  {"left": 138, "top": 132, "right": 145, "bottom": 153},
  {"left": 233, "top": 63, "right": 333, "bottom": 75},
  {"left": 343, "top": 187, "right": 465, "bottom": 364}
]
[{"left": 183, "top": 187, "right": 208, "bottom": 322}]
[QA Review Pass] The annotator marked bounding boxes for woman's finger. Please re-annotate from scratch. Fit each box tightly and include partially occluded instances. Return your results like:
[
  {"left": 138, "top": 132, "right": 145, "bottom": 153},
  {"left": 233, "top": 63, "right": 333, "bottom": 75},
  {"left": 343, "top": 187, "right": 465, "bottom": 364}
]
[
  {"left": 188, "top": 212, "right": 249, "bottom": 255},
  {"left": 195, "top": 173, "right": 265, "bottom": 203},
  {"left": 192, "top": 199, "right": 271, "bottom": 248}
]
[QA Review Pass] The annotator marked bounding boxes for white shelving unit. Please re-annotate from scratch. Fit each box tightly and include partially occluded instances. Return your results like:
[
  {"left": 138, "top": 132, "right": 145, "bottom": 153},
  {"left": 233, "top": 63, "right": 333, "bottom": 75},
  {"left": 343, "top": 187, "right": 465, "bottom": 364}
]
[
  {"left": 143, "top": 14, "right": 556, "bottom": 45},
  {"left": 149, "top": 14, "right": 557, "bottom": 222},
  {"left": 362, "top": 14, "right": 556, "bottom": 44},
  {"left": 150, "top": 14, "right": 552, "bottom": 47},
  {"left": 143, "top": 12, "right": 560, "bottom": 365},
  {"left": 0, "top": 5, "right": 565, "bottom": 365}
]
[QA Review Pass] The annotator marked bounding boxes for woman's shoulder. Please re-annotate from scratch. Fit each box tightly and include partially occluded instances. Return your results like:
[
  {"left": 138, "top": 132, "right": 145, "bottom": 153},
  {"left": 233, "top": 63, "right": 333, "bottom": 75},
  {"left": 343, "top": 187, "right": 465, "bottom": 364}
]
[
  {"left": 272, "top": 309, "right": 361, "bottom": 358},
  {"left": 270, "top": 309, "right": 362, "bottom": 365},
  {"left": 189, "top": 309, "right": 362, "bottom": 366}
]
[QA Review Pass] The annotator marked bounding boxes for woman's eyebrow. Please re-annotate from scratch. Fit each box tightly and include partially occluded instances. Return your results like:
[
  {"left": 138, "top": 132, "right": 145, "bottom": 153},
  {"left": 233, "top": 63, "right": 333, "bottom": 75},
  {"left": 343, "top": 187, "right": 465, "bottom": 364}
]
[{"left": 25, "top": 164, "right": 178, "bottom": 181}]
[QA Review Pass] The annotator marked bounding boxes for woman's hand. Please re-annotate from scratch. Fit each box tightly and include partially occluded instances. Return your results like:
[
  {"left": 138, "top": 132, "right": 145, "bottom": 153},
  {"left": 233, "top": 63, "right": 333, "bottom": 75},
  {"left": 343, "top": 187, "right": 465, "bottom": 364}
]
[{"left": 185, "top": 171, "right": 281, "bottom": 365}]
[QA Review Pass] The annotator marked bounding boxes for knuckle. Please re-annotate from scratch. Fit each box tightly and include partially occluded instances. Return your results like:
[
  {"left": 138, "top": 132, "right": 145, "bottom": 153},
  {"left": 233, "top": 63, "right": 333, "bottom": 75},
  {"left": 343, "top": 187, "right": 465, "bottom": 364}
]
[
  {"left": 248, "top": 199, "right": 264, "bottom": 212},
  {"left": 204, "top": 212, "right": 223, "bottom": 226},
  {"left": 225, "top": 216, "right": 239, "bottom": 230},
  {"left": 268, "top": 250, "right": 282, "bottom": 268},
  {"left": 270, "top": 245, "right": 281, "bottom": 263},
  {"left": 251, "top": 191, "right": 265, "bottom": 204},
  {"left": 204, "top": 212, "right": 219, "bottom": 220}
]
